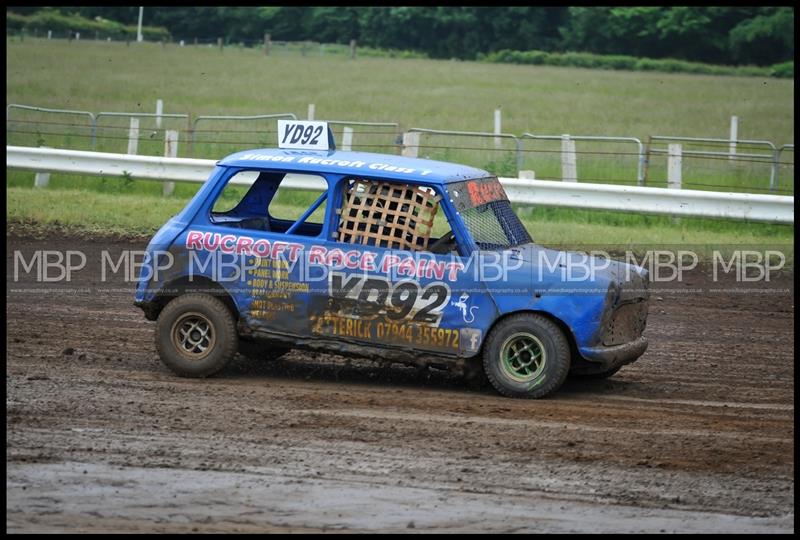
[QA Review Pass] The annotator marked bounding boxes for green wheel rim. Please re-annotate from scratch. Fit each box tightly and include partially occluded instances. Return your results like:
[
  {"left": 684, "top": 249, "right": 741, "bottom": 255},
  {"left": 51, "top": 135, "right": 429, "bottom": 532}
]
[{"left": 500, "top": 332, "right": 546, "bottom": 383}]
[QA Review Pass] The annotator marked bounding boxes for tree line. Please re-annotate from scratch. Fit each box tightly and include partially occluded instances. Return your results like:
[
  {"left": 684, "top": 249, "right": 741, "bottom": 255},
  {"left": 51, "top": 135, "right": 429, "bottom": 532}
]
[{"left": 8, "top": 6, "right": 794, "bottom": 66}]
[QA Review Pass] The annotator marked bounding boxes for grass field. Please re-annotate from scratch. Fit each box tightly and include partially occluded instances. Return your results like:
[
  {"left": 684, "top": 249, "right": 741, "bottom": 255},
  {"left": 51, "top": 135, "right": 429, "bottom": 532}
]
[
  {"left": 5, "top": 38, "right": 795, "bottom": 253},
  {"left": 6, "top": 39, "right": 795, "bottom": 141}
]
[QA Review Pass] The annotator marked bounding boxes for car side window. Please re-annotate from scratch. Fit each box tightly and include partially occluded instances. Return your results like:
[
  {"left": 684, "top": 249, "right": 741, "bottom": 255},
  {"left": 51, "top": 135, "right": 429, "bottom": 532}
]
[
  {"left": 334, "top": 177, "right": 458, "bottom": 254},
  {"left": 210, "top": 170, "right": 327, "bottom": 237}
]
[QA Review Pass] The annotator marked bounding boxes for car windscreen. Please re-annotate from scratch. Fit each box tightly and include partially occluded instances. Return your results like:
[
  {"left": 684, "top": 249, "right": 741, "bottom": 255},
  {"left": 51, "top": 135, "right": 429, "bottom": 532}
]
[{"left": 446, "top": 177, "right": 532, "bottom": 250}]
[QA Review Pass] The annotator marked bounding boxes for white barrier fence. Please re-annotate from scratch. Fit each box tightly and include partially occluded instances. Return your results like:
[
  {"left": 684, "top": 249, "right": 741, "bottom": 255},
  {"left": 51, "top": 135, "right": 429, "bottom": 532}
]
[{"left": 6, "top": 145, "right": 794, "bottom": 224}]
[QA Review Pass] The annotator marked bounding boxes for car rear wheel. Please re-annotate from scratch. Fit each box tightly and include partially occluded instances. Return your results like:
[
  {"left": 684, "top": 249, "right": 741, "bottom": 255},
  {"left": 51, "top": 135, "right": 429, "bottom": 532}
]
[
  {"left": 155, "top": 294, "right": 239, "bottom": 377},
  {"left": 482, "top": 313, "right": 570, "bottom": 399}
]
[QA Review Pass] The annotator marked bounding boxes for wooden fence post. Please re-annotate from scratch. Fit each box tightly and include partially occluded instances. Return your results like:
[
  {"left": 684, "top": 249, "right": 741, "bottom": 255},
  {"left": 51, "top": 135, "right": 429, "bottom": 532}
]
[
  {"left": 218, "top": 37, "right": 223, "bottom": 51},
  {"left": 350, "top": 39, "right": 357, "bottom": 59},
  {"left": 342, "top": 127, "right": 353, "bottom": 151},
  {"left": 264, "top": 33, "right": 271, "bottom": 55},
  {"left": 494, "top": 107, "right": 502, "bottom": 148},
  {"left": 155, "top": 99, "right": 163, "bottom": 129},
  {"left": 517, "top": 170, "right": 536, "bottom": 217},
  {"left": 34, "top": 172, "right": 50, "bottom": 188},
  {"left": 402, "top": 132, "right": 420, "bottom": 158},
  {"left": 127, "top": 118, "right": 140, "bottom": 155},
  {"left": 561, "top": 135, "right": 577, "bottom": 182},
  {"left": 163, "top": 130, "right": 178, "bottom": 196},
  {"left": 668, "top": 144, "right": 682, "bottom": 189}
]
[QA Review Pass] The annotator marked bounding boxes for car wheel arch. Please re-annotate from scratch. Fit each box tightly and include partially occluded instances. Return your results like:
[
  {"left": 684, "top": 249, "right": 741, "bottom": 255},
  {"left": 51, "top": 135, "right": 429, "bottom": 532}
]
[
  {"left": 482, "top": 309, "right": 578, "bottom": 357},
  {"left": 152, "top": 275, "right": 240, "bottom": 321}
]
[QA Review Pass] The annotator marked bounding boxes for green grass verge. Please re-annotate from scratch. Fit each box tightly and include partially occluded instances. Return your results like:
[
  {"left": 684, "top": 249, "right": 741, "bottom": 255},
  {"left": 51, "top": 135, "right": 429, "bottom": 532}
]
[
  {"left": 6, "top": 39, "right": 794, "bottom": 145},
  {"left": 7, "top": 186, "right": 793, "bottom": 264}
]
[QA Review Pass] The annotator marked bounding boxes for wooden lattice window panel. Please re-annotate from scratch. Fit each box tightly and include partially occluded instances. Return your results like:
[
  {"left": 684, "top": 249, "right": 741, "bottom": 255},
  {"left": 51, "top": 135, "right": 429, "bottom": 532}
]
[{"left": 335, "top": 179, "right": 441, "bottom": 251}]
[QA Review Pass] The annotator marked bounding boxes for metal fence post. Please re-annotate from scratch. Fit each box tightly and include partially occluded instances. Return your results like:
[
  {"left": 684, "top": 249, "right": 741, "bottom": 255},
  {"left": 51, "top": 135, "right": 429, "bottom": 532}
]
[
  {"left": 32, "top": 145, "right": 50, "bottom": 188},
  {"left": 774, "top": 144, "right": 794, "bottom": 192}
]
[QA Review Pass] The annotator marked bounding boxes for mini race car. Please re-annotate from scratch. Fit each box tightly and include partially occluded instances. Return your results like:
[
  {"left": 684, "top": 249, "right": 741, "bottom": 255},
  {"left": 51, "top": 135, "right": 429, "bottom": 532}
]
[{"left": 135, "top": 121, "right": 649, "bottom": 399}]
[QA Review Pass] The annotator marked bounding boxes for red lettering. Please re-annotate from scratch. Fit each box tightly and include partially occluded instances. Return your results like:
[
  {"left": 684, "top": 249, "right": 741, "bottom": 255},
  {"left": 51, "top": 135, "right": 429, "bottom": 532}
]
[
  {"left": 360, "top": 252, "right": 377, "bottom": 271},
  {"left": 219, "top": 234, "right": 237, "bottom": 254},
  {"left": 466, "top": 179, "right": 506, "bottom": 206},
  {"left": 186, "top": 231, "right": 203, "bottom": 250},
  {"left": 381, "top": 254, "right": 401, "bottom": 273},
  {"left": 253, "top": 239, "right": 271, "bottom": 257},
  {"left": 426, "top": 259, "right": 446, "bottom": 280},
  {"left": 327, "top": 248, "right": 344, "bottom": 267},
  {"left": 397, "top": 258, "right": 416, "bottom": 277},
  {"left": 445, "top": 261, "right": 464, "bottom": 281},
  {"left": 309, "top": 245, "right": 327, "bottom": 264},
  {"left": 271, "top": 241, "right": 288, "bottom": 259},
  {"left": 236, "top": 236, "right": 254, "bottom": 254},
  {"left": 202, "top": 232, "right": 221, "bottom": 251},
  {"left": 344, "top": 250, "right": 361, "bottom": 270},
  {"left": 287, "top": 243, "right": 303, "bottom": 262}
]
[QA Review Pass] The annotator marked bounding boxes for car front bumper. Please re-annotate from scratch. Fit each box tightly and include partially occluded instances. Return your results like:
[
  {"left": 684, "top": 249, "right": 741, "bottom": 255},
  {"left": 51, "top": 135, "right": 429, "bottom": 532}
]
[{"left": 578, "top": 335, "right": 648, "bottom": 371}]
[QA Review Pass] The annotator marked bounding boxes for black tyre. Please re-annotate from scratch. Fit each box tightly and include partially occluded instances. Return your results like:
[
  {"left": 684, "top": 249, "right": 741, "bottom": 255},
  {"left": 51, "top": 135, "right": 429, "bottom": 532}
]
[
  {"left": 155, "top": 294, "right": 239, "bottom": 377},
  {"left": 238, "top": 339, "right": 291, "bottom": 361},
  {"left": 482, "top": 313, "right": 571, "bottom": 399}
]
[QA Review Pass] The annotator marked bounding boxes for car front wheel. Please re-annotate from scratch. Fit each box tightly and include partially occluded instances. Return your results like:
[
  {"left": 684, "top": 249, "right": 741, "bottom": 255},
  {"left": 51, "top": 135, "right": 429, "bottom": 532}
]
[{"left": 482, "top": 313, "right": 571, "bottom": 399}]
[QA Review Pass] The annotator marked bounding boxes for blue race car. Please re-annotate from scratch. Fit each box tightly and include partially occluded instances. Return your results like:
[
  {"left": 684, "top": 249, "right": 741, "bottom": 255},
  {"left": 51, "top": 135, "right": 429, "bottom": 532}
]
[{"left": 135, "top": 121, "right": 648, "bottom": 398}]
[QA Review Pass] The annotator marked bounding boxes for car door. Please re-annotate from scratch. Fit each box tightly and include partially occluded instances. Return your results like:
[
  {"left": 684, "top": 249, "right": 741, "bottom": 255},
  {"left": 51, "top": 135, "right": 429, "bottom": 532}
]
[
  {"left": 308, "top": 175, "right": 498, "bottom": 358},
  {"left": 180, "top": 167, "right": 329, "bottom": 341}
]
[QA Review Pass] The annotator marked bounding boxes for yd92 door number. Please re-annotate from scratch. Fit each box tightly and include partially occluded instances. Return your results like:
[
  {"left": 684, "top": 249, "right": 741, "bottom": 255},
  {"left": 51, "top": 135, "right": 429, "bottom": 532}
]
[{"left": 329, "top": 272, "right": 451, "bottom": 325}]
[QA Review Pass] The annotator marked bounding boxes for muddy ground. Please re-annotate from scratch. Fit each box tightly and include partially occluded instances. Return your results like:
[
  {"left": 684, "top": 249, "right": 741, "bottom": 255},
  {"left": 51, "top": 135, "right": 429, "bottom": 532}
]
[{"left": 6, "top": 231, "right": 795, "bottom": 533}]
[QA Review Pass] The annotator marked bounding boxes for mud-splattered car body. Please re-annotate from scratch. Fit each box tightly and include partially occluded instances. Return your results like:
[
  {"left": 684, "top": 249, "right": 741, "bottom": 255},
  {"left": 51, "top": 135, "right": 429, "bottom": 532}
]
[{"left": 135, "top": 144, "right": 649, "bottom": 395}]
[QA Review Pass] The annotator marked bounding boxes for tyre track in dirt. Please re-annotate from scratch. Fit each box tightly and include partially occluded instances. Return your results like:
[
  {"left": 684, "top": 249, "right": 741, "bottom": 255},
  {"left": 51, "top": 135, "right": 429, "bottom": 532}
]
[{"left": 6, "top": 232, "right": 795, "bottom": 532}]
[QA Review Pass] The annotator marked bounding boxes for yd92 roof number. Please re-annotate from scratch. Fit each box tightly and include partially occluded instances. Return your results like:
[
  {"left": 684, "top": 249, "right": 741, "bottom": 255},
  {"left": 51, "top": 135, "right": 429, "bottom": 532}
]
[{"left": 281, "top": 123, "right": 323, "bottom": 146}]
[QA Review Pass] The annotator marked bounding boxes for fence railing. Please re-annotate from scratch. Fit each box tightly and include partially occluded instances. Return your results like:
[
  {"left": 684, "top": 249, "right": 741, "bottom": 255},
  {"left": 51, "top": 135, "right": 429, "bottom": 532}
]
[
  {"left": 6, "top": 103, "right": 795, "bottom": 196},
  {"left": 646, "top": 136, "right": 782, "bottom": 192},
  {"left": 521, "top": 133, "right": 645, "bottom": 186},
  {"left": 404, "top": 128, "right": 523, "bottom": 172},
  {"left": 6, "top": 145, "right": 794, "bottom": 224},
  {"left": 189, "top": 113, "right": 298, "bottom": 156}
]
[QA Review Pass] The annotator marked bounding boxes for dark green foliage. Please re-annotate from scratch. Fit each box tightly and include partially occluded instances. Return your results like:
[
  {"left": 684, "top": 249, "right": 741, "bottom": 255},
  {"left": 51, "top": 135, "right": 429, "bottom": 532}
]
[
  {"left": 6, "top": 6, "right": 794, "bottom": 67},
  {"left": 7, "top": 8, "right": 169, "bottom": 40},
  {"left": 480, "top": 49, "right": 793, "bottom": 79}
]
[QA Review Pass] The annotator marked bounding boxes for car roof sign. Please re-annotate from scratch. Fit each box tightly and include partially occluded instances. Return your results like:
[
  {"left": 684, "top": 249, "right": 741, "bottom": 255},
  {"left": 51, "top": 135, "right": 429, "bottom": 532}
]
[{"left": 277, "top": 120, "right": 335, "bottom": 151}]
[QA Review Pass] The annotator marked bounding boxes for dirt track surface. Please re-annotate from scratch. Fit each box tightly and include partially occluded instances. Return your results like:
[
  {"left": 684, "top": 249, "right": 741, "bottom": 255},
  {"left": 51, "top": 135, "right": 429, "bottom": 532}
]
[{"left": 6, "top": 232, "right": 795, "bottom": 533}]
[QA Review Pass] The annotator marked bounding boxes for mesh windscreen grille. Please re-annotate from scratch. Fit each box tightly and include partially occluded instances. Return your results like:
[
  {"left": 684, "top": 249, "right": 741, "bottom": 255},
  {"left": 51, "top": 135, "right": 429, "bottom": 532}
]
[{"left": 460, "top": 200, "right": 532, "bottom": 250}]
